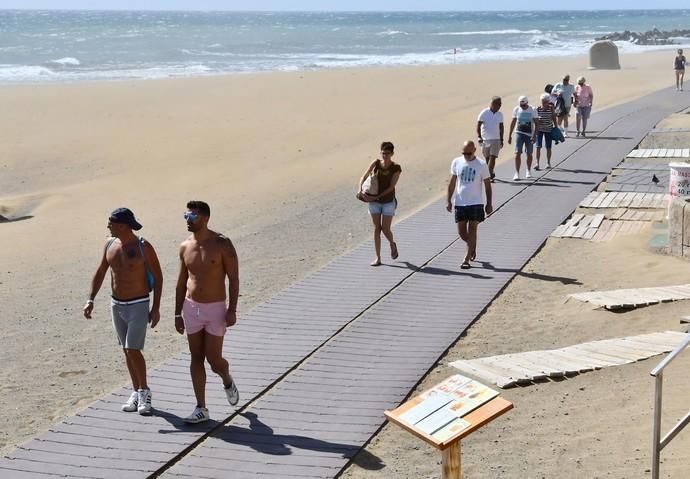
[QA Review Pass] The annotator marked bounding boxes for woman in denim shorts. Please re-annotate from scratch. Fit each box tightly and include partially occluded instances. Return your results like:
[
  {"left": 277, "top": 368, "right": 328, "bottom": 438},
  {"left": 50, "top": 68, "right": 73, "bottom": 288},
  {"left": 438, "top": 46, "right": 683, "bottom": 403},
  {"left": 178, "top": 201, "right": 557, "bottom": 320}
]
[{"left": 357, "top": 141, "right": 402, "bottom": 266}]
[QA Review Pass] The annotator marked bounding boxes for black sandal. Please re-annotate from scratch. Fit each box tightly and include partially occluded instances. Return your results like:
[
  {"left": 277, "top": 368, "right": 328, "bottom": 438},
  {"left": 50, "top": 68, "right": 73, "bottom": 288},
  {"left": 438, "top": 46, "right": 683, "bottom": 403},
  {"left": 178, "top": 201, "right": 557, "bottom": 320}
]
[{"left": 461, "top": 262, "right": 471, "bottom": 270}]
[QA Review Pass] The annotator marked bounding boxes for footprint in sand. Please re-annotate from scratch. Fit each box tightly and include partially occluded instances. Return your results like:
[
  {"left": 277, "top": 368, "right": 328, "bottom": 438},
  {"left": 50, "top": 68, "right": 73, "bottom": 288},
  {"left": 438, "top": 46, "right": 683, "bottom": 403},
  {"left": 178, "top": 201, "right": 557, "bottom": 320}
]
[{"left": 58, "top": 370, "right": 87, "bottom": 378}]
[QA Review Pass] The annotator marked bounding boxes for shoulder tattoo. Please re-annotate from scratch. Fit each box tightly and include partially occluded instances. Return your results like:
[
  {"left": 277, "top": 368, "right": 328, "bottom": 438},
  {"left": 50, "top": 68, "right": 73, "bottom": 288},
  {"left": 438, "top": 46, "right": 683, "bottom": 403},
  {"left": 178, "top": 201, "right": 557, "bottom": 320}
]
[{"left": 218, "top": 234, "right": 238, "bottom": 259}]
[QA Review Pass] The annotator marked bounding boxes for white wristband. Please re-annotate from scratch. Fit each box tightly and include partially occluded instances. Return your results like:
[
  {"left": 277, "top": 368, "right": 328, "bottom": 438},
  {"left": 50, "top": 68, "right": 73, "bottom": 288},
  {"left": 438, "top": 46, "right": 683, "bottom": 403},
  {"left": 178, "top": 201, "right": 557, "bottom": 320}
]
[{"left": 86, "top": 299, "right": 94, "bottom": 305}]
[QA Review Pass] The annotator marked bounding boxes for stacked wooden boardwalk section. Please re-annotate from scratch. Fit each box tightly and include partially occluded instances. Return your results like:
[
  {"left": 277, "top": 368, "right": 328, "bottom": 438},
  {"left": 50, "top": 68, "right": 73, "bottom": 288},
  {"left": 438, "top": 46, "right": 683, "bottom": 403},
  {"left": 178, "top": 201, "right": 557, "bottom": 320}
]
[
  {"left": 569, "top": 284, "right": 690, "bottom": 310},
  {"left": 2, "top": 88, "right": 690, "bottom": 478},
  {"left": 626, "top": 148, "right": 690, "bottom": 158},
  {"left": 450, "top": 331, "right": 687, "bottom": 388}
]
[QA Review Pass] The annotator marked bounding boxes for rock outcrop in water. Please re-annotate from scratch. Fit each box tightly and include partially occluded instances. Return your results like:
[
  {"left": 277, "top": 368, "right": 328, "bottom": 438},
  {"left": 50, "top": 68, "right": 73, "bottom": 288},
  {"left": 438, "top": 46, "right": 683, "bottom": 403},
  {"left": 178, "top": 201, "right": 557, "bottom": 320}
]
[{"left": 596, "top": 28, "right": 690, "bottom": 46}]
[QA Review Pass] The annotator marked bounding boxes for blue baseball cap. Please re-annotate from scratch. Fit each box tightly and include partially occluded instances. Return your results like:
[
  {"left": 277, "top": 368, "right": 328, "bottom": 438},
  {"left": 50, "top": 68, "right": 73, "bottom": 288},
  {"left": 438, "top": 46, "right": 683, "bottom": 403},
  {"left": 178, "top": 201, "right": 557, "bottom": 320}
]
[{"left": 109, "top": 207, "right": 142, "bottom": 230}]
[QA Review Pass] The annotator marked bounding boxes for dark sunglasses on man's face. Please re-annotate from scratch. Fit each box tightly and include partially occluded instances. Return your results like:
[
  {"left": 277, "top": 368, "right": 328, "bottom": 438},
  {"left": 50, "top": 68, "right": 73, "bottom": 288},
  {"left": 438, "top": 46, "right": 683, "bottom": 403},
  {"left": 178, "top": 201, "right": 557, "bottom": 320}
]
[{"left": 184, "top": 211, "right": 199, "bottom": 222}]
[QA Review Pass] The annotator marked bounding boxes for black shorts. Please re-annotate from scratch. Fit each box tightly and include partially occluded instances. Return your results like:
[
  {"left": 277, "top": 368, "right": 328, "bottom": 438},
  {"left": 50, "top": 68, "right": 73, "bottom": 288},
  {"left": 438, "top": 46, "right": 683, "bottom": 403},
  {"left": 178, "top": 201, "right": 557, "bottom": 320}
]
[{"left": 454, "top": 205, "right": 485, "bottom": 223}]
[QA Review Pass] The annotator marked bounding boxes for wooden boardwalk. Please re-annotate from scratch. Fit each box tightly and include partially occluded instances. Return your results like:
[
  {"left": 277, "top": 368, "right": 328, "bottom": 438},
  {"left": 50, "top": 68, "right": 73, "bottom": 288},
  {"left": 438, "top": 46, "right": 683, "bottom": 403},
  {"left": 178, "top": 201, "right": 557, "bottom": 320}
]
[
  {"left": 2, "top": 87, "right": 689, "bottom": 478},
  {"left": 450, "top": 331, "right": 687, "bottom": 388},
  {"left": 626, "top": 148, "right": 690, "bottom": 158},
  {"left": 579, "top": 191, "right": 668, "bottom": 209},
  {"left": 607, "top": 168, "right": 669, "bottom": 193},
  {"left": 570, "top": 284, "right": 690, "bottom": 310}
]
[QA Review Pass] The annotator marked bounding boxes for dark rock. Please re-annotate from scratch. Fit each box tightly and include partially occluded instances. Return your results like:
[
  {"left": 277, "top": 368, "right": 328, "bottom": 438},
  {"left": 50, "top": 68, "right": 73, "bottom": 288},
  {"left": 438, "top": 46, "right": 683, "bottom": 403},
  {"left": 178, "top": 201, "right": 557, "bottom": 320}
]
[{"left": 596, "top": 28, "right": 690, "bottom": 46}]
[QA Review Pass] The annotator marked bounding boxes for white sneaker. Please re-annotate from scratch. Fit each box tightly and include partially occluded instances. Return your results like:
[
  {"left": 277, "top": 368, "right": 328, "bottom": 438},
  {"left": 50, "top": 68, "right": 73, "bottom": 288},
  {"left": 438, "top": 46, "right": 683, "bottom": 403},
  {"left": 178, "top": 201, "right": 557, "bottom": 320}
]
[
  {"left": 563, "top": 130, "right": 568, "bottom": 138},
  {"left": 225, "top": 378, "right": 240, "bottom": 406},
  {"left": 526, "top": 169, "right": 532, "bottom": 179},
  {"left": 184, "top": 406, "right": 210, "bottom": 424},
  {"left": 121, "top": 391, "right": 138, "bottom": 412},
  {"left": 137, "top": 388, "right": 152, "bottom": 415},
  {"left": 513, "top": 172, "right": 520, "bottom": 181}
]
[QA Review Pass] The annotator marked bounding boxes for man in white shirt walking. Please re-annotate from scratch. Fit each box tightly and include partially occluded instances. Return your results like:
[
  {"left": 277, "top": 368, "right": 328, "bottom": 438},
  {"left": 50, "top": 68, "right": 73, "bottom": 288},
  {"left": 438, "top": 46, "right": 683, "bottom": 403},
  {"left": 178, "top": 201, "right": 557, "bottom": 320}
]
[
  {"left": 446, "top": 141, "right": 493, "bottom": 270},
  {"left": 476, "top": 96, "right": 504, "bottom": 182}
]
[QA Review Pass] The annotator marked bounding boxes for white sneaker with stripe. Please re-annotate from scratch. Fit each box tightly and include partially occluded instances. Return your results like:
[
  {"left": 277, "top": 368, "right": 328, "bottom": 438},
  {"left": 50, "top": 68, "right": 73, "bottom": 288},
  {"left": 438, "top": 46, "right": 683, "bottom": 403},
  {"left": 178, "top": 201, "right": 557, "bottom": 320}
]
[
  {"left": 121, "top": 391, "right": 138, "bottom": 412},
  {"left": 137, "top": 388, "right": 152, "bottom": 415},
  {"left": 184, "top": 406, "right": 210, "bottom": 424},
  {"left": 225, "top": 378, "right": 240, "bottom": 406}
]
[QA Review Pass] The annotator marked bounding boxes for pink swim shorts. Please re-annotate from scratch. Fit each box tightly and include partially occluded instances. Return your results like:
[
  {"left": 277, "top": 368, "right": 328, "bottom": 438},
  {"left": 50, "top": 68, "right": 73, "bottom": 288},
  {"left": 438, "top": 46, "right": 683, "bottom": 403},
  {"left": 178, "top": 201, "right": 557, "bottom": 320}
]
[{"left": 182, "top": 298, "right": 227, "bottom": 337}]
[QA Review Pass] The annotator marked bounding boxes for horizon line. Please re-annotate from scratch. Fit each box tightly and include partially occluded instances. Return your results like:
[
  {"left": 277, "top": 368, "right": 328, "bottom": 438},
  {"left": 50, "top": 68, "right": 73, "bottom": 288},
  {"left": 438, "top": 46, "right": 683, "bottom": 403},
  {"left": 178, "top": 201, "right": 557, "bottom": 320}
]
[{"left": 2, "top": 7, "right": 690, "bottom": 13}]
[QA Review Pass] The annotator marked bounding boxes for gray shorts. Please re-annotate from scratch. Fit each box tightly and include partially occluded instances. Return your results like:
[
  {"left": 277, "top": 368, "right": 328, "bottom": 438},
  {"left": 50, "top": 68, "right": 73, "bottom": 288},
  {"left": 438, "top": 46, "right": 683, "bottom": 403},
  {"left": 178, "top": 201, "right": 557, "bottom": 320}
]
[
  {"left": 576, "top": 106, "right": 592, "bottom": 119},
  {"left": 111, "top": 296, "right": 149, "bottom": 350},
  {"left": 481, "top": 139, "right": 501, "bottom": 158}
]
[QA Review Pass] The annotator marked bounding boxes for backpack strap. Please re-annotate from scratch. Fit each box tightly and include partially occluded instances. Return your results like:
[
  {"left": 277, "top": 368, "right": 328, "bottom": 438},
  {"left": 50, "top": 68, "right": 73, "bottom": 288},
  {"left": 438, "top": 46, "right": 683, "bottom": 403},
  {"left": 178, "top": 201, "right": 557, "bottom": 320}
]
[
  {"left": 137, "top": 237, "right": 150, "bottom": 269},
  {"left": 105, "top": 237, "right": 117, "bottom": 252}
]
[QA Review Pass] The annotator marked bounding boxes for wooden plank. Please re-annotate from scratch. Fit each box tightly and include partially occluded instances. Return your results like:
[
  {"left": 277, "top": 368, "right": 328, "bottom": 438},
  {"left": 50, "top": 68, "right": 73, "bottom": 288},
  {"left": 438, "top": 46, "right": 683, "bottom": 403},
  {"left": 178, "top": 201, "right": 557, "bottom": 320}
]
[
  {"left": 682, "top": 148, "right": 690, "bottom": 158},
  {"left": 564, "top": 213, "right": 585, "bottom": 228},
  {"left": 580, "top": 192, "right": 599, "bottom": 208},
  {"left": 622, "top": 192, "right": 637, "bottom": 207},
  {"left": 550, "top": 224, "right": 568, "bottom": 238},
  {"left": 448, "top": 360, "right": 518, "bottom": 388},
  {"left": 569, "top": 345, "right": 637, "bottom": 363},
  {"left": 629, "top": 192, "right": 645, "bottom": 208},
  {"left": 534, "top": 351, "right": 595, "bottom": 373},
  {"left": 590, "top": 192, "right": 608, "bottom": 208},
  {"left": 564, "top": 346, "right": 631, "bottom": 366},
  {"left": 589, "top": 213, "right": 605, "bottom": 228},
  {"left": 583, "top": 228, "right": 598, "bottom": 240},
  {"left": 601, "top": 192, "right": 618, "bottom": 209},
  {"left": 500, "top": 353, "right": 565, "bottom": 379},
  {"left": 479, "top": 356, "right": 549, "bottom": 382}
]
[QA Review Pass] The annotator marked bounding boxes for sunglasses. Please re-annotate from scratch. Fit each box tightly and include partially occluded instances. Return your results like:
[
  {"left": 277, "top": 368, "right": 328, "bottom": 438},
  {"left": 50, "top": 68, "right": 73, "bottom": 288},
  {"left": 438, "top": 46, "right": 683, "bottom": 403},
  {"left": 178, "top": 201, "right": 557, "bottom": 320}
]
[{"left": 183, "top": 211, "right": 199, "bottom": 222}]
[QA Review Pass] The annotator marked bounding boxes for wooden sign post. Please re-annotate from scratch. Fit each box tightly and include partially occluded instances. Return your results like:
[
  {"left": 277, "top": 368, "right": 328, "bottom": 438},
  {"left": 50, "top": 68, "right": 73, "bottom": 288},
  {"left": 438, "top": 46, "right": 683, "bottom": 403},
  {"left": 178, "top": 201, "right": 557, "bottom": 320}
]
[{"left": 384, "top": 375, "right": 513, "bottom": 479}]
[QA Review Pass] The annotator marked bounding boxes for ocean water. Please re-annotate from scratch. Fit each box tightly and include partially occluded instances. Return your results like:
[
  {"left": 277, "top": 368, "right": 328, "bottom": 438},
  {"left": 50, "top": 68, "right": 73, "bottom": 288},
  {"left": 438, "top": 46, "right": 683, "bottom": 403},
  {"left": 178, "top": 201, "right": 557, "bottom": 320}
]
[{"left": 1, "top": 9, "right": 690, "bottom": 83}]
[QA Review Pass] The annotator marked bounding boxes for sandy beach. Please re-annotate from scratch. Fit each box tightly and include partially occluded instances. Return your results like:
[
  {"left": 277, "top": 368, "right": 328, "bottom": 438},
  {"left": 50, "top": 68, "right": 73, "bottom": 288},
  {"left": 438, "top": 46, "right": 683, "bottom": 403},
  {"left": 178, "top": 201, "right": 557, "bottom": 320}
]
[{"left": 0, "top": 48, "right": 685, "bottom": 460}]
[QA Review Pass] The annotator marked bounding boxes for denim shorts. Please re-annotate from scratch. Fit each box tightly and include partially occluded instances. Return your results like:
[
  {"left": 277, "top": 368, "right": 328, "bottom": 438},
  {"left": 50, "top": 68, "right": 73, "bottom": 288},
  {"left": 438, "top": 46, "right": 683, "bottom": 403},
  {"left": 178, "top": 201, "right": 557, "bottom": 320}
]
[
  {"left": 536, "top": 130, "right": 553, "bottom": 149},
  {"left": 576, "top": 106, "right": 592, "bottom": 119},
  {"left": 368, "top": 200, "right": 396, "bottom": 217},
  {"left": 515, "top": 134, "right": 534, "bottom": 155}
]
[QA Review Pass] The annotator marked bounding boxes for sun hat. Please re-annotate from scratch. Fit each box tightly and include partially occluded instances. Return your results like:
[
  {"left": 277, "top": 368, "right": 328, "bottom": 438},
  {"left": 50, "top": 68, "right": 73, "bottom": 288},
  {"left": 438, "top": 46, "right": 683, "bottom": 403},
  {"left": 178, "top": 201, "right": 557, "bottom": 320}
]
[
  {"left": 518, "top": 95, "right": 528, "bottom": 104},
  {"left": 109, "top": 207, "right": 142, "bottom": 230},
  {"left": 577, "top": 76, "right": 586, "bottom": 84}
]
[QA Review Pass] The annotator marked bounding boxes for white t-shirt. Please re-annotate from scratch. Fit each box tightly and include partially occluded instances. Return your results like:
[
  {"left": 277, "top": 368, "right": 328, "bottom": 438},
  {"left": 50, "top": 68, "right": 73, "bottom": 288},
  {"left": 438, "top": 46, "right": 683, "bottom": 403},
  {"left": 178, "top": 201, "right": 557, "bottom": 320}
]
[
  {"left": 450, "top": 156, "right": 490, "bottom": 206},
  {"left": 512, "top": 105, "right": 538, "bottom": 136},
  {"left": 477, "top": 108, "right": 504, "bottom": 140}
]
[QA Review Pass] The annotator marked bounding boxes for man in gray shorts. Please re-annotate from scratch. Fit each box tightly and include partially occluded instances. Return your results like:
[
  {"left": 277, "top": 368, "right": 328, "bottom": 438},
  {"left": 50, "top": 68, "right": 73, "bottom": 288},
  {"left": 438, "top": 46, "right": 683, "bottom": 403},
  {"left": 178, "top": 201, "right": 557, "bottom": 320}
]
[
  {"left": 476, "top": 96, "right": 504, "bottom": 182},
  {"left": 83, "top": 208, "right": 163, "bottom": 415}
]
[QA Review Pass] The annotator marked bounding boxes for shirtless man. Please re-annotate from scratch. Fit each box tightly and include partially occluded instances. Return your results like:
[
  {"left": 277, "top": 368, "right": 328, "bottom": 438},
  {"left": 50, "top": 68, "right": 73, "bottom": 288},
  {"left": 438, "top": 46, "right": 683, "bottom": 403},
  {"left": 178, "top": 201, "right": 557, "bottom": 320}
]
[
  {"left": 84, "top": 207, "right": 163, "bottom": 415},
  {"left": 175, "top": 200, "right": 240, "bottom": 423}
]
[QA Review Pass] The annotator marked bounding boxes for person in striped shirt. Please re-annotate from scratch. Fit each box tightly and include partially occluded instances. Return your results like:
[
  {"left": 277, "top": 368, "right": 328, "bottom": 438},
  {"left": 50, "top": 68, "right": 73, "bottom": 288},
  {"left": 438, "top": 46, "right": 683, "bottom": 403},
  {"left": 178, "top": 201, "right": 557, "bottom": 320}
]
[{"left": 535, "top": 93, "right": 557, "bottom": 170}]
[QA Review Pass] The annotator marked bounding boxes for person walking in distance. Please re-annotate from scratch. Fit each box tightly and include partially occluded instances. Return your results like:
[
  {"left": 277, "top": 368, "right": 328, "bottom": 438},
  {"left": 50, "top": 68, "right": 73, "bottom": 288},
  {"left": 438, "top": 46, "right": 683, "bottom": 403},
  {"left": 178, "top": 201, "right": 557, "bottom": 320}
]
[
  {"left": 357, "top": 141, "right": 401, "bottom": 266},
  {"left": 446, "top": 141, "right": 493, "bottom": 270},
  {"left": 535, "top": 93, "right": 557, "bottom": 170},
  {"left": 84, "top": 208, "right": 163, "bottom": 415},
  {"left": 574, "top": 76, "right": 594, "bottom": 137},
  {"left": 476, "top": 96, "right": 504, "bottom": 182},
  {"left": 508, "top": 95, "right": 538, "bottom": 180},
  {"left": 553, "top": 74, "right": 575, "bottom": 137},
  {"left": 675, "top": 49, "right": 686, "bottom": 91},
  {"left": 175, "top": 200, "right": 240, "bottom": 424}
]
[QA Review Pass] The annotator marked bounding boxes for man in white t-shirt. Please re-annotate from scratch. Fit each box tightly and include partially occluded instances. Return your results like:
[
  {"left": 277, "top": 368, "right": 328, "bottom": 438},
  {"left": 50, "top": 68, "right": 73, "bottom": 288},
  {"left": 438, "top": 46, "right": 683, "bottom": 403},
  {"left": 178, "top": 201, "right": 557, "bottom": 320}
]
[
  {"left": 508, "top": 96, "right": 538, "bottom": 180},
  {"left": 476, "top": 96, "right": 504, "bottom": 182},
  {"left": 446, "top": 140, "right": 493, "bottom": 270}
]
